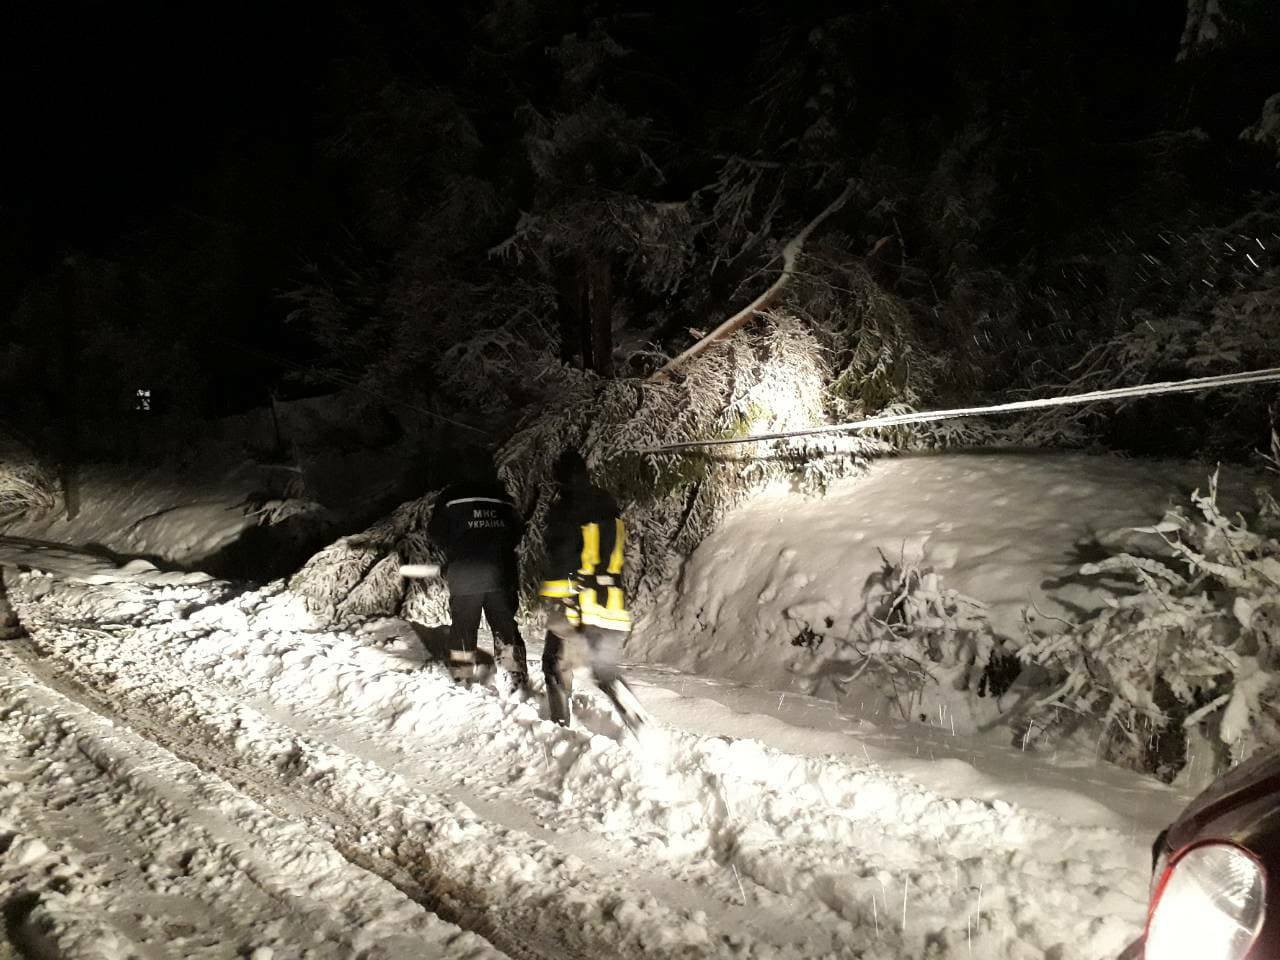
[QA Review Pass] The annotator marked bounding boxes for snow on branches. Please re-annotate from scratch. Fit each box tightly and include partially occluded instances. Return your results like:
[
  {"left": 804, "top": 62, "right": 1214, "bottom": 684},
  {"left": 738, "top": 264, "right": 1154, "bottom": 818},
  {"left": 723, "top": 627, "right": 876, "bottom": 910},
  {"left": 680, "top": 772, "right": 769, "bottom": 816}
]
[
  {"left": 498, "top": 316, "right": 886, "bottom": 616},
  {"left": 1243, "top": 93, "right": 1280, "bottom": 166},
  {"left": 289, "top": 492, "right": 450, "bottom": 628},
  {"left": 0, "top": 433, "right": 58, "bottom": 523},
  {"left": 1021, "top": 471, "right": 1280, "bottom": 781},
  {"left": 829, "top": 550, "right": 1007, "bottom": 726},
  {"left": 766, "top": 542, "right": 1024, "bottom": 737},
  {"left": 287, "top": 316, "right": 884, "bottom": 632},
  {"left": 1179, "top": 0, "right": 1228, "bottom": 60}
]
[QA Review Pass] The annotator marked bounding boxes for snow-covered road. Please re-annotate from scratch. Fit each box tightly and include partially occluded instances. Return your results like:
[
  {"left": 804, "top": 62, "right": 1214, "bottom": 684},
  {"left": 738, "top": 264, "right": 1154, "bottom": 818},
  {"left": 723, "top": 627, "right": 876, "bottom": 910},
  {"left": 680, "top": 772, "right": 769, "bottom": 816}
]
[{"left": 1, "top": 556, "right": 1174, "bottom": 959}]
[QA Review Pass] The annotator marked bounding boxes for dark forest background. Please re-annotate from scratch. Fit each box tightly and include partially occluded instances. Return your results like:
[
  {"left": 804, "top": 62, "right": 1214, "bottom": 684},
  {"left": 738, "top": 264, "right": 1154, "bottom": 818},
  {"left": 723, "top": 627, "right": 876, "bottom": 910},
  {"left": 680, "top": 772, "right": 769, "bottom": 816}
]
[{"left": 3, "top": 0, "right": 1279, "bottom": 469}]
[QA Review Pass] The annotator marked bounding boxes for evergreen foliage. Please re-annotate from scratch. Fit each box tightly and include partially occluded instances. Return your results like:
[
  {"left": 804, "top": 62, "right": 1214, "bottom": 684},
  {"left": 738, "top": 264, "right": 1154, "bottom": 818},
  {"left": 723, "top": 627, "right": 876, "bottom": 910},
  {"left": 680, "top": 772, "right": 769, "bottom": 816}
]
[
  {"left": 0, "top": 432, "right": 57, "bottom": 523},
  {"left": 290, "top": 492, "right": 449, "bottom": 626}
]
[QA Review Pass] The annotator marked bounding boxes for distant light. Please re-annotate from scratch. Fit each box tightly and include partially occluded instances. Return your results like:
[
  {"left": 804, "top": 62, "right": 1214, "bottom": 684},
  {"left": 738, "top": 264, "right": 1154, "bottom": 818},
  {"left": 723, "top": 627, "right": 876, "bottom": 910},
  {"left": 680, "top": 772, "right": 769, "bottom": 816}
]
[{"left": 135, "top": 388, "right": 152, "bottom": 412}]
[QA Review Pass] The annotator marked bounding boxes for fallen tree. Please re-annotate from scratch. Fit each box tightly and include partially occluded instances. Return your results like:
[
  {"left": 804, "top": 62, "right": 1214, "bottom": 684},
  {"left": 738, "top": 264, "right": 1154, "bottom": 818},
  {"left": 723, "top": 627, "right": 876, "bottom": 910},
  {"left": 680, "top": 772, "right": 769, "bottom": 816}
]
[
  {"left": 649, "top": 180, "right": 857, "bottom": 381},
  {"left": 1019, "top": 465, "right": 1280, "bottom": 784}
]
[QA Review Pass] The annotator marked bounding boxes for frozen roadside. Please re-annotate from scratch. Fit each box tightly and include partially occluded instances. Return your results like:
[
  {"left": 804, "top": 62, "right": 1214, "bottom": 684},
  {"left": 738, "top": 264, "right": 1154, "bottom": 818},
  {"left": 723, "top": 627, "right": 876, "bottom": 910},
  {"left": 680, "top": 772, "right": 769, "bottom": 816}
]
[
  {"left": 626, "top": 665, "right": 1190, "bottom": 836},
  {"left": 633, "top": 451, "right": 1253, "bottom": 740}
]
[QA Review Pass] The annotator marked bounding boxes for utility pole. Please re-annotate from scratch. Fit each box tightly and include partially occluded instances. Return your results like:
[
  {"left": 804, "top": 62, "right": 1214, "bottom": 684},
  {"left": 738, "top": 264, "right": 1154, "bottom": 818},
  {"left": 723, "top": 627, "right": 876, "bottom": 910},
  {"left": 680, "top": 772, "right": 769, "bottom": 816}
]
[{"left": 58, "top": 256, "right": 81, "bottom": 521}]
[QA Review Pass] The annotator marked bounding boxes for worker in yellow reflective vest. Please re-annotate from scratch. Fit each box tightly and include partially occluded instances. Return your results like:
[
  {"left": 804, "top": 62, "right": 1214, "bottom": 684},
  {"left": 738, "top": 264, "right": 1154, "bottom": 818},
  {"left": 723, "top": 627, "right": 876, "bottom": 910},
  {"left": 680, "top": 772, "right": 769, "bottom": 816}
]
[{"left": 538, "top": 449, "right": 647, "bottom": 733}]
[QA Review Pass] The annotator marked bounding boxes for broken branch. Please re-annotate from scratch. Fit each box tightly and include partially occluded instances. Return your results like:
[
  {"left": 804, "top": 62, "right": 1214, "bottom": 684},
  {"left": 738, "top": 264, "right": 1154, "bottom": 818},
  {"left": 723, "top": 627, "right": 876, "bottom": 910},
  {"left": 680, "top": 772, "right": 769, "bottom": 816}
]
[{"left": 650, "top": 179, "right": 856, "bottom": 381}]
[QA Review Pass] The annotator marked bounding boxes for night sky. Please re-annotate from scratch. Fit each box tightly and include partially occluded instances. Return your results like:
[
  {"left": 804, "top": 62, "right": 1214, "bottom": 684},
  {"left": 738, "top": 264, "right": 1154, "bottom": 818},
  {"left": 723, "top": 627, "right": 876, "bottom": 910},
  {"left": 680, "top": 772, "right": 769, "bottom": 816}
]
[
  {"left": 4, "top": 1, "right": 1202, "bottom": 274},
  {"left": 2, "top": 0, "right": 1277, "bottom": 449}
]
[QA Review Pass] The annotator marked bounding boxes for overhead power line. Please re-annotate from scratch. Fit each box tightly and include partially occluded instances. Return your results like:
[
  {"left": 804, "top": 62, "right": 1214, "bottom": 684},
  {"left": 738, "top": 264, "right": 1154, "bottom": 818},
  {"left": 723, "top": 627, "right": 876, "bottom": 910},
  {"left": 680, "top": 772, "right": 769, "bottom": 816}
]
[{"left": 632, "top": 367, "right": 1280, "bottom": 456}]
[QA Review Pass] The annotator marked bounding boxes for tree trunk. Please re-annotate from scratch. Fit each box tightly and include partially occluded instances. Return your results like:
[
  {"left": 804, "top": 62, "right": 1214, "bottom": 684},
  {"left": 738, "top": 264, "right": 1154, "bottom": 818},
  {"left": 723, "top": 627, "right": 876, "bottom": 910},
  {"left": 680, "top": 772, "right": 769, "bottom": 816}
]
[
  {"left": 1179, "top": 0, "right": 1224, "bottom": 60},
  {"left": 556, "top": 254, "right": 583, "bottom": 367},
  {"left": 58, "top": 258, "right": 81, "bottom": 521},
  {"left": 586, "top": 255, "right": 613, "bottom": 378},
  {"left": 555, "top": 251, "right": 614, "bottom": 377},
  {"left": 0, "top": 567, "right": 25, "bottom": 640},
  {"left": 650, "top": 179, "right": 856, "bottom": 382}
]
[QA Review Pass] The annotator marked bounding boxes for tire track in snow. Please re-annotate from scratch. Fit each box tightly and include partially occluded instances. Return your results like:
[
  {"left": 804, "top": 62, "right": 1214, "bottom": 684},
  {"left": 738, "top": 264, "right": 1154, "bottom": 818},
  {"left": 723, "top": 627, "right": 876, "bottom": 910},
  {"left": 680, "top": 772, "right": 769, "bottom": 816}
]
[
  {"left": 278, "top": 643, "right": 1147, "bottom": 959},
  {"left": 9, "top": 582, "right": 836, "bottom": 956},
  {"left": 3, "top": 637, "right": 726, "bottom": 960},
  {"left": 0, "top": 648, "right": 503, "bottom": 960},
  {"left": 238, "top": 696, "right": 836, "bottom": 954}
]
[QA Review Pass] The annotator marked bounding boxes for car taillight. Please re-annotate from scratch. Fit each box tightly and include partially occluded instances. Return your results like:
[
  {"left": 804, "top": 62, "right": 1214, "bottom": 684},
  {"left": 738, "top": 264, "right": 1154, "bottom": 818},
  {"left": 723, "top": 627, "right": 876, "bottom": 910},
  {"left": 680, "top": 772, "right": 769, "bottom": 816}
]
[{"left": 1146, "top": 843, "right": 1266, "bottom": 960}]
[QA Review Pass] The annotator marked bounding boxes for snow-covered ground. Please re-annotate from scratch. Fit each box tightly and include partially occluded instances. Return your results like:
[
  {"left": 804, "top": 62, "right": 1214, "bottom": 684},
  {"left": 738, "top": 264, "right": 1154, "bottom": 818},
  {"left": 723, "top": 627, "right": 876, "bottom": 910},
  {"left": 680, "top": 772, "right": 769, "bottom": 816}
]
[
  {"left": 0, "top": 391, "right": 465, "bottom": 580},
  {"left": 0, "top": 464, "right": 271, "bottom": 570},
  {"left": 1, "top": 452, "right": 1225, "bottom": 959}
]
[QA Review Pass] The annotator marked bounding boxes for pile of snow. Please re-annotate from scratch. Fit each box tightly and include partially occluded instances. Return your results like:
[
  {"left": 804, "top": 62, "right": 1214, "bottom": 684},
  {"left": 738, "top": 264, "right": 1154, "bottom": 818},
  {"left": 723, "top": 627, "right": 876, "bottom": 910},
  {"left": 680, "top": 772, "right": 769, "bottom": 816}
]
[{"left": 634, "top": 452, "right": 1247, "bottom": 731}]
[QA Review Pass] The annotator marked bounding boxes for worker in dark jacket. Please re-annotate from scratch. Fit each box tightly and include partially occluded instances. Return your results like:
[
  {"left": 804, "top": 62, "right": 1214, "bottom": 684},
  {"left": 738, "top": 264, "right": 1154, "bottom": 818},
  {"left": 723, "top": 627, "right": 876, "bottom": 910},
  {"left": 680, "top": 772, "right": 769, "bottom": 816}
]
[
  {"left": 427, "top": 466, "right": 528, "bottom": 691},
  {"left": 538, "top": 449, "right": 646, "bottom": 733}
]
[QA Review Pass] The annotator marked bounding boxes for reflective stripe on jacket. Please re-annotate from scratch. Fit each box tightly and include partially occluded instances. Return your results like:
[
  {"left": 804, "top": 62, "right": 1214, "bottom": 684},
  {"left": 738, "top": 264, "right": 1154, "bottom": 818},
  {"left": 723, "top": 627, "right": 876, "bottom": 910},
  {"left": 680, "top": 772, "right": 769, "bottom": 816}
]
[
  {"left": 540, "top": 483, "right": 631, "bottom": 631},
  {"left": 427, "top": 481, "right": 523, "bottom": 595}
]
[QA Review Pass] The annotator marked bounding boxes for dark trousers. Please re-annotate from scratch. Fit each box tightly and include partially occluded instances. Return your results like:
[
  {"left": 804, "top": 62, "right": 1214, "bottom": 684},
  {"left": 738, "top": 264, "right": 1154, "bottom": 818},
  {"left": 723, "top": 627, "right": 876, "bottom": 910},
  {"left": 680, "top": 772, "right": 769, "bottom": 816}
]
[
  {"left": 541, "top": 612, "right": 644, "bottom": 731},
  {"left": 448, "top": 590, "right": 527, "bottom": 682}
]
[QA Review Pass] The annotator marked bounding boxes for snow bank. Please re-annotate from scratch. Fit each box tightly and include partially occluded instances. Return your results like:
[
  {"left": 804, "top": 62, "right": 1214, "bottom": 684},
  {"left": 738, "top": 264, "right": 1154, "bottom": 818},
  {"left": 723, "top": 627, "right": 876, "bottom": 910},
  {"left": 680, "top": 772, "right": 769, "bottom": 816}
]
[
  {"left": 0, "top": 536, "right": 218, "bottom": 587},
  {"left": 634, "top": 452, "right": 1242, "bottom": 727},
  {"left": 0, "top": 464, "right": 268, "bottom": 568}
]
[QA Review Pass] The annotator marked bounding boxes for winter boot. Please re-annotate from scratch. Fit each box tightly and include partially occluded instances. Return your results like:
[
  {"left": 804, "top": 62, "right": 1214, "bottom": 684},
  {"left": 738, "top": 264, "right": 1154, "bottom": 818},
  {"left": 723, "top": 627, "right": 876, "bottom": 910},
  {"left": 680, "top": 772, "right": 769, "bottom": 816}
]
[
  {"left": 505, "top": 671, "right": 531, "bottom": 700},
  {"left": 545, "top": 670, "right": 572, "bottom": 726},
  {"left": 600, "top": 678, "right": 648, "bottom": 736},
  {"left": 448, "top": 647, "right": 477, "bottom": 685}
]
